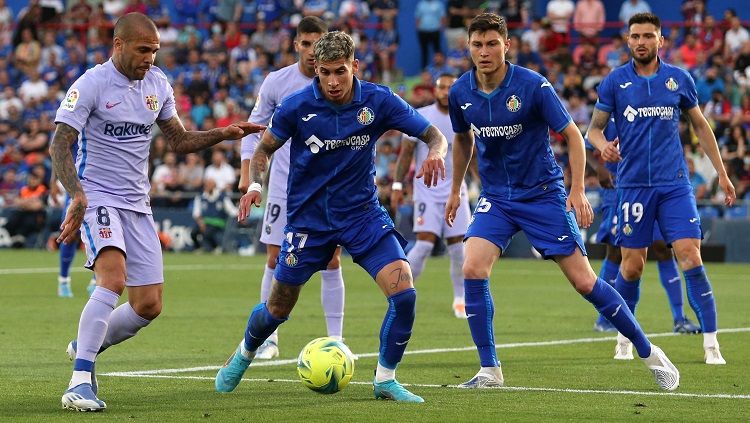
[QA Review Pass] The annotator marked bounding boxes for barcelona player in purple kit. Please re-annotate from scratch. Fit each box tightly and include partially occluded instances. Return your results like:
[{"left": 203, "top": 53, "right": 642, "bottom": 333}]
[
  {"left": 445, "top": 13, "right": 679, "bottom": 390},
  {"left": 588, "top": 13, "right": 735, "bottom": 365},
  {"left": 51, "top": 13, "right": 264, "bottom": 412},
  {"left": 585, "top": 123, "right": 701, "bottom": 337},
  {"left": 215, "top": 31, "right": 447, "bottom": 402}
]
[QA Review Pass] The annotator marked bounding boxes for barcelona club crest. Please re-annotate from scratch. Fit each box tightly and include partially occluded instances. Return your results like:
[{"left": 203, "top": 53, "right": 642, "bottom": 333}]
[
  {"left": 506, "top": 95, "right": 521, "bottom": 112},
  {"left": 145, "top": 95, "right": 159, "bottom": 111},
  {"left": 99, "top": 228, "right": 112, "bottom": 239},
  {"left": 357, "top": 107, "right": 375, "bottom": 125},
  {"left": 285, "top": 253, "right": 298, "bottom": 267},
  {"left": 665, "top": 77, "right": 679, "bottom": 92}
]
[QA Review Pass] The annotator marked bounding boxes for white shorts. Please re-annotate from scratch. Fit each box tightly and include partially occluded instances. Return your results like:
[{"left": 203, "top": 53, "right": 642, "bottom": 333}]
[
  {"left": 259, "top": 195, "right": 287, "bottom": 246},
  {"left": 412, "top": 196, "right": 471, "bottom": 239},
  {"left": 80, "top": 205, "right": 164, "bottom": 286}
]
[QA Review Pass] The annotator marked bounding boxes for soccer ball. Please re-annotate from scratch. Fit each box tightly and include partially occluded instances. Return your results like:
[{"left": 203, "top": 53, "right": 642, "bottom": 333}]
[{"left": 297, "top": 337, "right": 355, "bottom": 394}]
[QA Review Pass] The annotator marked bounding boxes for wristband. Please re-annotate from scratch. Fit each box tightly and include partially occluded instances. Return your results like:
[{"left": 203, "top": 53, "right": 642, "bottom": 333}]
[
  {"left": 391, "top": 182, "right": 403, "bottom": 191},
  {"left": 247, "top": 182, "right": 262, "bottom": 194}
]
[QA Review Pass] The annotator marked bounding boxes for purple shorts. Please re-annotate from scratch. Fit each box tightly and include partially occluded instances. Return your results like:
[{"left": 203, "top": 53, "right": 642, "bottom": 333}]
[{"left": 80, "top": 205, "right": 164, "bottom": 286}]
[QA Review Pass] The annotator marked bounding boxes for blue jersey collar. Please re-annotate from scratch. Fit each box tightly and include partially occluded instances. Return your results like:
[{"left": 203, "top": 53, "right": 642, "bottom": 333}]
[
  {"left": 312, "top": 75, "right": 363, "bottom": 107},
  {"left": 629, "top": 57, "right": 662, "bottom": 80},
  {"left": 469, "top": 62, "right": 515, "bottom": 98}
]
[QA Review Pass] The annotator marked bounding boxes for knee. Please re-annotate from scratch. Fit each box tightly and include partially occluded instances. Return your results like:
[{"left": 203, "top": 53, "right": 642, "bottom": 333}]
[
  {"left": 463, "top": 259, "right": 491, "bottom": 280},
  {"left": 572, "top": 275, "right": 597, "bottom": 295},
  {"left": 131, "top": 297, "right": 162, "bottom": 321},
  {"left": 620, "top": 258, "right": 645, "bottom": 281},
  {"left": 676, "top": 250, "right": 702, "bottom": 270}
]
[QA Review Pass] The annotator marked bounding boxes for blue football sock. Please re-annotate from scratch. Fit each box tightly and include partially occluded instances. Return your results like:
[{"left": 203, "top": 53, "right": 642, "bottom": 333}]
[
  {"left": 599, "top": 258, "right": 619, "bottom": 286},
  {"left": 464, "top": 278, "right": 498, "bottom": 367},
  {"left": 378, "top": 288, "right": 416, "bottom": 369},
  {"left": 584, "top": 278, "right": 651, "bottom": 358},
  {"left": 684, "top": 265, "right": 717, "bottom": 333},
  {"left": 243, "top": 303, "right": 287, "bottom": 352},
  {"left": 657, "top": 259, "right": 684, "bottom": 322},
  {"left": 59, "top": 241, "right": 77, "bottom": 278},
  {"left": 614, "top": 271, "right": 641, "bottom": 314}
]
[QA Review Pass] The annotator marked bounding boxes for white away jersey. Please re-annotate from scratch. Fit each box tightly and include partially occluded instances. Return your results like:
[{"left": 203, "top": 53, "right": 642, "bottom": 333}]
[
  {"left": 240, "top": 63, "right": 313, "bottom": 196},
  {"left": 404, "top": 103, "right": 465, "bottom": 202},
  {"left": 55, "top": 59, "right": 176, "bottom": 213}
]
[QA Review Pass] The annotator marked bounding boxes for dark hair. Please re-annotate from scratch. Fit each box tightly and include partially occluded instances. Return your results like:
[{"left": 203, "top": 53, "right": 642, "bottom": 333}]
[
  {"left": 437, "top": 72, "right": 457, "bottom": 80},
  {"left": 468, "top": 13, "right": 507, "bottom": 39},
  {"left": 628, "top": 13, "right": 661, "bottom": 31},
  {"left": 296, "top": 16, "right": 328, "bottom": 38}
]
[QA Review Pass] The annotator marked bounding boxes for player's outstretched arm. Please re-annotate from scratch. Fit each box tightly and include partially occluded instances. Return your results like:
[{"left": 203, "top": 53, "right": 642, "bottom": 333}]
[
  {"left": 390, "top": 136, "right": 416, "bottom": 210},
  {"left": 446, "top": 130, "right": 473, "bottom": 227},
  {"left": 157, "top": 116, "right": 265, "bottom": 154},
  {"left": 414, "top": 125, "right": 447, "bottom": 188},
  {"left": 685, "top": 106, "right": 736, "bottom": 206},
  {"left": 587, "top": 109, "right": 620, "bottom": 163},
  {"left": 237, "top": 131, "right": 287, "bottom": 222},
  {"left": 49, "top": 122, "right": 87, "bottom": 244},
  {"left": 561, "top": 122, "right": 594, "bottom": 228}
]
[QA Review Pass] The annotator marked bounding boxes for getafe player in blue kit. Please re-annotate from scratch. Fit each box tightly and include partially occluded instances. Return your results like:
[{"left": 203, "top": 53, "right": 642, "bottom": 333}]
[
  {"left": 585, "top": 122, "right": 701, "bottom": 337},
  {"left": 588, "top": 13, "right": 735, "bottom": 365},
  {"left": 215, "top": 31, "right": 448, "bottom": 402},
  {"left": 445, "top": 13, "right": 679, "bottom": 390}
]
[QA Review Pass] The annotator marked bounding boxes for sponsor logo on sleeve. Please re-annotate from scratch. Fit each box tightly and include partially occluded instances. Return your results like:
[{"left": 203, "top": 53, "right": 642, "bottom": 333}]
[{"left": 62, "top": 88, "right": 80, "bottom": 112}]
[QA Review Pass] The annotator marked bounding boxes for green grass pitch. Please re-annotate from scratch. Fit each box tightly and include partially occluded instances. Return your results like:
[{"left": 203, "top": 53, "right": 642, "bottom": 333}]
[{"left": 1, "top": 250, "right": 749, "bottom": 422}]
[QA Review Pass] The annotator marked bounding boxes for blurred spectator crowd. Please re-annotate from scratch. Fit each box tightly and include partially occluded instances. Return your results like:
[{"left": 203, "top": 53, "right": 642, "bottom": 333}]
[{"left": 1, "top": 0, "right": 749, "bottom": 249}]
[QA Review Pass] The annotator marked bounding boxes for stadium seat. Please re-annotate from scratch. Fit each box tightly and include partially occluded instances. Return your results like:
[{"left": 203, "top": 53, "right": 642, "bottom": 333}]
[
  {"left": 698, "top": 206, "right": 721, "bottom": 219},
  {"left": 724, "top": 205, "right": 749, "bottom": 220}
]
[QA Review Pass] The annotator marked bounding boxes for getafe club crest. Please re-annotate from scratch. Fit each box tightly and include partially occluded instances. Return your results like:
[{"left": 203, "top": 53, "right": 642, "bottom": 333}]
[
  {"left": 357, "top": 107, "right": 375, "bottom": 125},
  {"left": 145, "top": 95, "right": 159, "bottom": 111},
  {"left": 506, "top": 95, "right": 521, "bottom": 112},
  {"left": 622, "top": 223, "right": 633, "bottom": 236},
  {"left": 285, "top": 253, "right": 298, "bottom": 267},
  {"left": 665, "top": 77, "right": 679, "bottom": 92}
]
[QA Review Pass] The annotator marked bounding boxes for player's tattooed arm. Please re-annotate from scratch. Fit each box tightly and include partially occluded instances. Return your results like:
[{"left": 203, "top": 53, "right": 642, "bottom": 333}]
[
  {"left": 415, "top": 125, "right": 448, "bottom": 187},
  {"left": 49, "top": 122, "right": 87, "bottom": 244},
  {"left": 587, "top": 109, "right": 612, "bottom": 151},
  {"left": 49, "top": 123, "right": 83, "bottom": 198},
  {"left": 157, "top": 116, "right": 265, "bottom": 154},
  {"left": 249, "top": 130, "right": 287, "bottom": 184}
]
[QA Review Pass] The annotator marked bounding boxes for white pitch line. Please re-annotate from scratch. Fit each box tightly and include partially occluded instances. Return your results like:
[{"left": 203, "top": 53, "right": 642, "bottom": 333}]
[
  {"left": 0, "top": 263, "right": 264, "bottom": 275},
  {"left": 102, "top": 374, "right": 750, "bottom": 400},
  {"left": 102, "top": 327, "right": 750, "bottom": 376}
]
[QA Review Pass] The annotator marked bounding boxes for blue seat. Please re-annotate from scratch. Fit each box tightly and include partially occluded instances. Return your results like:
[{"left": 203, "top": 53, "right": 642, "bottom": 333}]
[
  {"left": 724, "top": 205, "right": 749, "bottom": 220},
  {"left": 698, "top": 206, "right": 721, "bottom": 219}
]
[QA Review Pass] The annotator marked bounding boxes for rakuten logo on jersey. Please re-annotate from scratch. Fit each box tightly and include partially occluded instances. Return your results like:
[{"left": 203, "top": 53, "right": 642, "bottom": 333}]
[
  {"left": 103, "top": 122, "right": 153, "bottom": 140},
  {"left": 623, "top": 105, "right": 676, "bottom": 123},
  {"left": 470, "top": 123, "right": 523, "bottom": 139},
  {"left": 305, "top": 134, "right": 371, "bottom": 153}
]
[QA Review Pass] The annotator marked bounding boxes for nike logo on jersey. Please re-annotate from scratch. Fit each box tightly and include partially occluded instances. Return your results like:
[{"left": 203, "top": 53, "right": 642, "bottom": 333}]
[
  {"left": 105, "top": 101, "right": 122, "bottom": 109},
  {"left": 611, "top": 304, "right": 622, "bottom": 318},
  {"left": 461, "top": 103, "right": 472, "bottom": 110},
  {"left": 301, "top": 113, "right": 317, "bottom": 122},
  {"left": 701, "top": 291, "right": 713, "bottom": 297},
  {"left": 557, "top": 235, "right": 568, "bottom": 241},
  {"left": 541, "top": 82, "right": 552, "bottom": 88},
  {"left": 689, "top": 218, "right": 698, "bottom": 223},
  {"left": 619, "top": 82, "right": 633, "bottom": 89}
]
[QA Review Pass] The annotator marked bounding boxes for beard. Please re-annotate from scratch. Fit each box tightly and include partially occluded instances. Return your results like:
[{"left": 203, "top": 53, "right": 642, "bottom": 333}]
[{"left": 632, "top": 48, "right": 657, "bottom": 65}]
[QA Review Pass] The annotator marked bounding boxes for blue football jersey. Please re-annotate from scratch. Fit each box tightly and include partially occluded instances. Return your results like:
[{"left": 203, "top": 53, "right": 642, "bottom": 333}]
[
  {"left": 448, "top": 63, "right": 572, "bottom": 201},
  {"left": 269, "top": 77, "right": 430, "bottom": 231},
  {"left": 595, "top": 59, "right": 697, "bottom": 188}
]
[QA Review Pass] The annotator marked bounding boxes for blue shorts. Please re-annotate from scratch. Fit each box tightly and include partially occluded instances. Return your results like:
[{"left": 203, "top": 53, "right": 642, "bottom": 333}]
[
  {"left": 465, "top": 185, "right": 586, "bottom": 260},
  {"left": 275, "top": 205, "right": 408, "bottom": 285},
  {"left": 596, "top": 188, "right": 665, "bottom": 246},
  {"left": 615, "top": 185, "right": 702, "bottom": 249}
]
